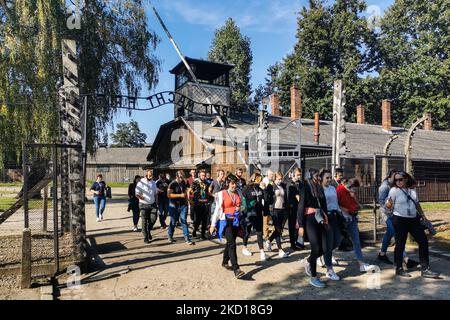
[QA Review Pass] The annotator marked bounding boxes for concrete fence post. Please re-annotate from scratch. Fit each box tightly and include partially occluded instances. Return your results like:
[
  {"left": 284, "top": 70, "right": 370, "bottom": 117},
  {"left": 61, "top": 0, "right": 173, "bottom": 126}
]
[{"left": 21, "top": 228, "right": 32, "bottom": 289}]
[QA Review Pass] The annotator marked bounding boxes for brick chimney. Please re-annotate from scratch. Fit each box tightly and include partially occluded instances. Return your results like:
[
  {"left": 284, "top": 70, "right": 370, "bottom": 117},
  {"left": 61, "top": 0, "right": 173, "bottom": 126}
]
[
  {"left": 381, "top": 99, "right": 392, "bottom": 132},
  {"left": 424, "top": 113, "right": 432, "bottom": 130},
  {"left": 271, "top": 93, "right": 280, "bottom": 116},
  {"left": 290, "top": 85, "right": 302, "bottom": 120},
  {"left": 356, "top": 104, "right": 365, "bottom": 124},
  {"left": 314, "top": 112, "right": 320, "bottom": 144}
]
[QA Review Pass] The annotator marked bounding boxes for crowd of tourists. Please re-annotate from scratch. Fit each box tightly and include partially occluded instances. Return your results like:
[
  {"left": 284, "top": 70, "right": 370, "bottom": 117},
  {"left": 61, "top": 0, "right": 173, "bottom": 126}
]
[{"left": 91, "top": 165, "right": 440, "bottom": 288}]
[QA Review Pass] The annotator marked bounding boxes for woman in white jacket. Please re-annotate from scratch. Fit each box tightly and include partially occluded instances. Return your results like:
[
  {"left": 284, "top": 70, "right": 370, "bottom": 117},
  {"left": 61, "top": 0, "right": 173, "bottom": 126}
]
[{"left": 210, "top": 174, "right": 246, "bottom": 279}]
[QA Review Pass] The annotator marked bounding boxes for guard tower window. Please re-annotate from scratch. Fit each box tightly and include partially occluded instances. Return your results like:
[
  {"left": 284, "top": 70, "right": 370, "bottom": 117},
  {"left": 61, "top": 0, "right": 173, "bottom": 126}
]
[{"left": 170, "top": 57, "right": 234, "bottom": 90}]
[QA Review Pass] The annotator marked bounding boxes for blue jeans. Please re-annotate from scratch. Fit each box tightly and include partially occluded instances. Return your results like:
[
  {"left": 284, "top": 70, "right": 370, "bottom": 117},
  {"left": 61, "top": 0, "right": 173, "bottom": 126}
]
[
  {"left": 93, "top": 197, "right": 106, "bottom": 218},
  {"left": 158, "top": 199, "right": 169, "bottom": 227},
  {"left": 168, "top": 204, "right": 189, "bottom": 239},
  {"left": 381, "top": 217, "right": 395, "bottom": 253},
  {"left": 347, "top": 215, "right": 364, "bottom": 261},
  {"left": 381, "top": 217, "right": 407, "bottom": 257},
  {"left": 323, "top": 212, "right": 342, "bottom": 267}
]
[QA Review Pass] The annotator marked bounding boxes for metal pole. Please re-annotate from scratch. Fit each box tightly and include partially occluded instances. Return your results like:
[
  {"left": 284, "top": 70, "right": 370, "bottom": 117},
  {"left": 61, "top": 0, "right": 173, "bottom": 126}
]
[
  {"left": 372, "top": 154, "right": 378, "bottom": 243},
  {"left": 52, "top": 146, "right": 59, "bottom": 274},
  {"left": 22, "top": 143, "right": 29, "bottom": 229},
  {"left": 43, "top": 185, "right": 48, "bottom": 232},
  {"left": 81, "top": 95, "right": 88, "bottom": 200}
]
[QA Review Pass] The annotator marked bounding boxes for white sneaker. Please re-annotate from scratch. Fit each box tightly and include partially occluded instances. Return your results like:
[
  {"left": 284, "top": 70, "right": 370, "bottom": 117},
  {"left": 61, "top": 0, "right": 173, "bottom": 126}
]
[
  {"left": 279, "top": 249, "right": 288, "bottom": 258},
  {"left": 317, "top": 257, "right": 326, "bottom": 268},
  {"left": 301, "top": 258, "right": 311, "bottom": 276},
  {"left": 242, "top": 248, "right": 252, "bottom": 256},
  {"left": 326, "top": 270, "right": 341, "bottom": 281},
  {"left": 360, "top": 263, "right": 377, "bottom": 272},
  {"left": 332, "top": 256, "right": 338, "bottom": 266},
  {"left": 100, "top": 215, "right": 103, "bottom": 220},
  {"left": 265, "top": 240, "right": 272, "bottom": 252},
  {"left": 133, "top": 226, "right": 138, "bottom": 232},
  {"left": 96, "top": 218, "right": 100, "bottom": 222},
  {"left": 260, "top": 251, "right": 267, "bottom": 261}
]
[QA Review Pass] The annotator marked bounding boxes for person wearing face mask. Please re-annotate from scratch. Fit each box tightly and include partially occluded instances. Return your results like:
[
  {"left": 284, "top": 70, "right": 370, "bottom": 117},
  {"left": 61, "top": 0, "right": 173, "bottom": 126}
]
[
  {"left": 241, "top": 172, "right": 267, "bottom": 261},
  {"left": 287, "top": 168, "right": 305, "bottom": 251},
  {"left": 210, "top": 174, "right": 246, "bottom": 279},
  {"left": 297, "top": 168, "right": 328, "bottom": 288},
  {"left": 265, "top": 172, "right": 289, "bottom": 258},
  {"left": 318, "top": 169, "right": 342, "bottom": 281}
]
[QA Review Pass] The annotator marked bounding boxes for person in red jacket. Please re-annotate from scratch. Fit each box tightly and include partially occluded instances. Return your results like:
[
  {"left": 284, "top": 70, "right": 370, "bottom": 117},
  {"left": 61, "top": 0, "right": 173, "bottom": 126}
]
[{"left": 336, "top": 178, "right": 377, "bottom": 273}]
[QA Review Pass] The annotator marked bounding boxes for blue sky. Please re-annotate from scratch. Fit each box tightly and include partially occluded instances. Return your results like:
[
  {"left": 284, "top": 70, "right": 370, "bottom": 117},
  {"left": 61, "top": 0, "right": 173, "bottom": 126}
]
[{"left": 108, "top": 0, "right": 394, "bottom": 144}]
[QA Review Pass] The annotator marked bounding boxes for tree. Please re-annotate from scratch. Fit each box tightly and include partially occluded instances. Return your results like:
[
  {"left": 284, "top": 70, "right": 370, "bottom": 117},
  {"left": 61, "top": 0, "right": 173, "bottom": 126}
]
[
  {"left": 0, "top": 0, "right": 160, "bottom": 168},
  {"left": 266, "top": 0, "right": 379, "bottom": 120},
  {"left": 378, "top": 0, "right": 450, "bottom": 130},
  {"left": 110, "top": 120, "right": 147, "bottom": 147},
  {"left": 208, "top": 18, "right": 253, "bottom": 108}
]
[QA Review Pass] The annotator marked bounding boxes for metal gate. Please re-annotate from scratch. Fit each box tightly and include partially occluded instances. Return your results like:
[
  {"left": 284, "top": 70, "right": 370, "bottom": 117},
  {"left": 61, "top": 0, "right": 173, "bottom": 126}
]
[{"left": 21, "top": 143, "right": 84, "bottom": 288}]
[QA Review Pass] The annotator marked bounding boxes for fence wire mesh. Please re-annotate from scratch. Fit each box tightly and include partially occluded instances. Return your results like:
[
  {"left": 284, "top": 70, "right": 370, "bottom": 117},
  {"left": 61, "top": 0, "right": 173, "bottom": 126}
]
[{"left": 0, "top": 144, "right": 84, "bottom": 283}]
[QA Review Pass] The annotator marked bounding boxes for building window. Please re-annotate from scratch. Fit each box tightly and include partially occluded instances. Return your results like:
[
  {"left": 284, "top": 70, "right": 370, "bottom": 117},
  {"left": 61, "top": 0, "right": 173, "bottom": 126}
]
[{"left": 97, "top": 166, "right": 110, "bottom": 173}]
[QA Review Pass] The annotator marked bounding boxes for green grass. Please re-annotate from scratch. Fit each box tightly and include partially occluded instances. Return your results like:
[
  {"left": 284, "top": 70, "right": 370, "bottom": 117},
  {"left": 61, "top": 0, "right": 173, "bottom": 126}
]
[
  {"left": 0, "top": 197, "right": 16, "bottom": 211},
  {"left": 0, "top": 182, "right": 22, "bottom": 187},
  {"left": 0, "top": 196, "right": 52, "bottom": 212},
  {"left": 420, "top": 202, "right": 450, "bottom": 211},
  {"left": 0, "top": 190, "right": 18, "bottom": 195},
  {"left": 86, "top": 180, "right": 130, "bottom": 188},
  {"left": 360, "top": 202, "right": 450, "bottom": 213}
]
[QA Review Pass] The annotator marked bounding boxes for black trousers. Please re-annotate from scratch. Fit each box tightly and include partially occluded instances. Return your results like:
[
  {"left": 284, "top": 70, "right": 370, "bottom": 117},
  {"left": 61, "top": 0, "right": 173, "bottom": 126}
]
[
  {"left": 392, "top": 215, "right": 429, "bottom": 270},
  {"left": 305, "top": 214, "right": 326, "bottom": 277},
  {"left": 140, "top": 203, "right": 158, "bottom": 241},
  {"left": 193, "top": 204, "right": 209, "bottom": 236},
  {"left": 223, "top": 219, "right": 239, "bottom": 271},
  {"left": 243, "top": 214, "right": 264, "bottom": 249},
  {"left": 288, "top": 208, "right": 298, "bottom": 247},
  {"left": 269, "top": 209, "right": 286, "bottom": 249}
]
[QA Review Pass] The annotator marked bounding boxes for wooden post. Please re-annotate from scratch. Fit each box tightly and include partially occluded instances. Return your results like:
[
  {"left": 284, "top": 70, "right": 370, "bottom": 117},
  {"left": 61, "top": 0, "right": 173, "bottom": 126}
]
[{"left": 20, "top": 228, "right": 32, "bottom": 289}]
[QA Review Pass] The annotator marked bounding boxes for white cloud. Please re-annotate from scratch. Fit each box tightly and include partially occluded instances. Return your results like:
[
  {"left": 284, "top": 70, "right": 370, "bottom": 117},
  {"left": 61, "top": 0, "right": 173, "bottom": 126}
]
[{"left": 157, "top": 0, "right": 305, "bottom": 34}]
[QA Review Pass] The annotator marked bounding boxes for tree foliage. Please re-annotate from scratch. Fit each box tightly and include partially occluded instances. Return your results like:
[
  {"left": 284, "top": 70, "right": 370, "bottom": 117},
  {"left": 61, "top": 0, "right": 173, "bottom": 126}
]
[
  {"left": 378, "top": 0, "right": 450, "bottom": 129},
  {"left": 268, "top": 0, "right": 377, "bottom": 120},
  {"left": 208, "top": 18, "right": 253, "bottom": 108},
  {"left": 267, "top": 0, "right": 449, "bottom": 130},
  {"left": 110, "top": 120, "right": 147, "bottom": 147},
  {"left": 0, "top": 0, "right": 160, "bottom": 168}
]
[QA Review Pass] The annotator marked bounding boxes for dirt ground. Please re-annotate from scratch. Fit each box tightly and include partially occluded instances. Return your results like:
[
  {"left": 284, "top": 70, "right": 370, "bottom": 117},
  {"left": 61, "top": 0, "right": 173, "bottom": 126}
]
[
  {"left": 56, "top": 195, "right": 450, "bottom": 300},
  {"left": 2, "top": 190, "right": 450, "bottom": 300}
]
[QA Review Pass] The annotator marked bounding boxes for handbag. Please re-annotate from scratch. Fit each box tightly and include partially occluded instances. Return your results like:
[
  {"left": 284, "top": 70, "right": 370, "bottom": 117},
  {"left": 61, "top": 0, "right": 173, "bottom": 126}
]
[
  {"left": 399, "top": 188, "right": 437, "bottom": 236},
  {"left": 307, "top": 181, "right": 329, "bottom": 230}
]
